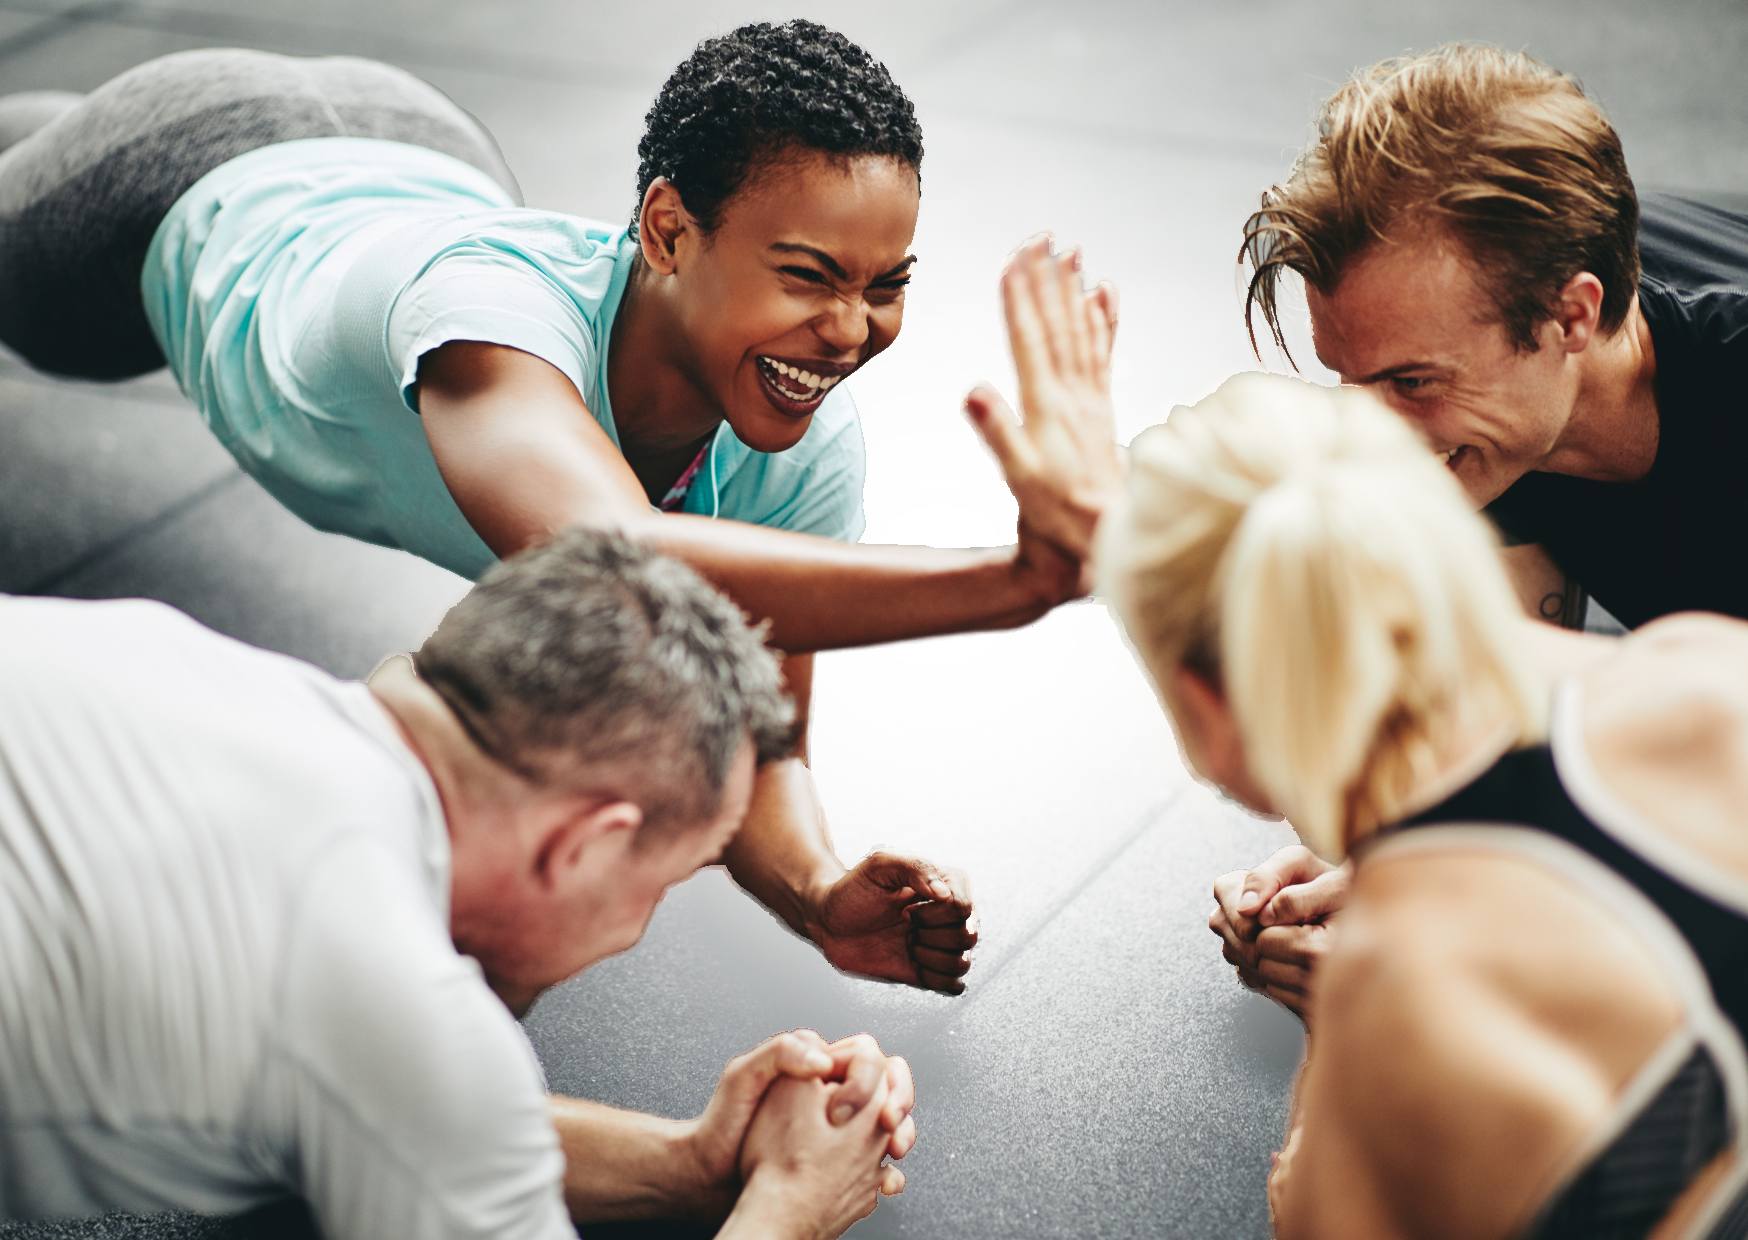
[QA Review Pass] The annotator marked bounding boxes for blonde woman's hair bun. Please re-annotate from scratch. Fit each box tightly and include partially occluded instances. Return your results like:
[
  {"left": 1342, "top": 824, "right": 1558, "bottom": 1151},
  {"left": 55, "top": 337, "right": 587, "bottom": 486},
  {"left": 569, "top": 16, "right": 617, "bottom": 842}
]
[{"left": 1097, "top": 372, "right": 1540, "bottom": 855}]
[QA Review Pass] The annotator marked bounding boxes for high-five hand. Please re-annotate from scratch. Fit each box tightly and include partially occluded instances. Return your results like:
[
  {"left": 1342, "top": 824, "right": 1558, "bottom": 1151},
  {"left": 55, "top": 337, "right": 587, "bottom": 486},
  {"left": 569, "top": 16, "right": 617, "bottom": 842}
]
[{"left": 966, "top": 236, "right": 1125, "bottom": 564}]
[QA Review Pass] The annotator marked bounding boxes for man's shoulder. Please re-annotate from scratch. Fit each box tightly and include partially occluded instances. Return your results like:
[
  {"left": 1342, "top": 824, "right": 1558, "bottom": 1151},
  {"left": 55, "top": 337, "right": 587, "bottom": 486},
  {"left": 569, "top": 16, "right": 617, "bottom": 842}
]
[
  {"left": 274, "top": 838, "right": 549, "bottom": 1125},
  {"left": 1637, "top": 192, "right": 1748, "bottom": 341},
  {"left": 0, "top": 595, "right": 363, "bottom": 751},
  {"left": 278, "top": 833, "right": 459, "bottom": 1014},
  {"left": 267, "top": 840, "right": 567, "bottom": 1238}
]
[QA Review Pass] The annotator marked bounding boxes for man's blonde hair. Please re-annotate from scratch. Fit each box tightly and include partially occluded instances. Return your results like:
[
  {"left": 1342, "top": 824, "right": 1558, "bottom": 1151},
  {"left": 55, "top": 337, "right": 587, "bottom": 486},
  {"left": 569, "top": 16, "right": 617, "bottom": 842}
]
[
  {"left": 1096, "top": 375, "right": 1543, "bottom": 855},
  {"left": 1243, "top": 44, "right": 1639, "bottom": 359}
]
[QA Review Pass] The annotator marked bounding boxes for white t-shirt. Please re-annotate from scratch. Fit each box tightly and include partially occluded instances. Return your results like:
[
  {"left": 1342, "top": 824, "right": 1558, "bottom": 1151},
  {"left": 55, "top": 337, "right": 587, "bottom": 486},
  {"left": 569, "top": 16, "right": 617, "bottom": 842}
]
[{"left": 0, "top": 597, "right": 571, "bottom": 1239}]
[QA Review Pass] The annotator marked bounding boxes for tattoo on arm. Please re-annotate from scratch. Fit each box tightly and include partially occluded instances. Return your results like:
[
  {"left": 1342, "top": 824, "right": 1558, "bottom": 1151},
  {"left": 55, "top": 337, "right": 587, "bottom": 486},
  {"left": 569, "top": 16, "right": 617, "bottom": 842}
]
[{"left": 1538, "top": 576, "right": 1589, "bottom": 630}]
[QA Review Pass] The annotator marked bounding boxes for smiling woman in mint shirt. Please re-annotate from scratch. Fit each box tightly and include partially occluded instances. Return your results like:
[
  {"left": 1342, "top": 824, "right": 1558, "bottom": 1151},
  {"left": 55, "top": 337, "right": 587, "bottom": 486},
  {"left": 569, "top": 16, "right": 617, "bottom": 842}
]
[{"left": 0, "top": 21, "right": 1110, "bottom": 995}]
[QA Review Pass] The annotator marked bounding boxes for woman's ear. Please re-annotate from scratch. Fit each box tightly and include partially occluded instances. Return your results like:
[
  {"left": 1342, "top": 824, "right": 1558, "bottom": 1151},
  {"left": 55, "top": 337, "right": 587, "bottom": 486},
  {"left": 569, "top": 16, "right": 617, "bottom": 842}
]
[
  {"left": 534, "top": 799, "right": 642, "bottom": 893},
  {"left": 638, "top": 177, "right": 690, "bottom": 275},
  {"left": 1169, "top": 665, "right": 1242, "bottom": 786},
  {"left": 1169, "top": 665, "right": 1281, "bottom": 818}
]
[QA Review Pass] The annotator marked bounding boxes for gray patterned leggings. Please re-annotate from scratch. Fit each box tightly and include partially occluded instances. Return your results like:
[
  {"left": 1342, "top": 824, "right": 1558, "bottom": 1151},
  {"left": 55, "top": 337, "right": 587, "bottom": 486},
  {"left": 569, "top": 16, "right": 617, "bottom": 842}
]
[{"left": 0, "top": 48, "right": 520, "bottom": 380}]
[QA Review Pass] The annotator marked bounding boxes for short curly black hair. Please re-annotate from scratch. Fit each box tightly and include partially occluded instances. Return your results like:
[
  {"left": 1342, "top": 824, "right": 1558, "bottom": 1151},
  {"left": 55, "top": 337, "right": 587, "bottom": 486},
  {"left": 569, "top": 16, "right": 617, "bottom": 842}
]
[{"left": 633, "top": 20, "right": 924, "bottom": 235}]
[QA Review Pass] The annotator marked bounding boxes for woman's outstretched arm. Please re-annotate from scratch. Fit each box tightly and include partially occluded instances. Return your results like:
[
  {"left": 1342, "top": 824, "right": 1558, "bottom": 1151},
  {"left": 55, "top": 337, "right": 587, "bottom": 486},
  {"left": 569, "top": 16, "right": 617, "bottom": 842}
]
[{"left": 417, "top": 340, "right": 1082, "bottom": 655}]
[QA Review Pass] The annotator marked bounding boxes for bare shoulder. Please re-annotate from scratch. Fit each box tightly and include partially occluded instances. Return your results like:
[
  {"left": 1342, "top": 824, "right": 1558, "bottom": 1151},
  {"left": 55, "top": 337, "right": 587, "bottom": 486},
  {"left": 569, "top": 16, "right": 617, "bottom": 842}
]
[
  {"left": 1323, "top": 849, "right": 1648, "bottom": 1052},
  {"left": 1338, "top": 848, "right": 1682, "bottom": 1041},
  {"left": 1595, "top": 612, "right": 1748, "bottom": 718},
  {"left": 1632, "top": 610, "right": 1748, "bottom": 650},
  {"left": 1294, "top": 847, "right": 1682, "bottom": 1237},
  {"left": 1577, "top": 613, "right": 1748, "bottom": 875}
]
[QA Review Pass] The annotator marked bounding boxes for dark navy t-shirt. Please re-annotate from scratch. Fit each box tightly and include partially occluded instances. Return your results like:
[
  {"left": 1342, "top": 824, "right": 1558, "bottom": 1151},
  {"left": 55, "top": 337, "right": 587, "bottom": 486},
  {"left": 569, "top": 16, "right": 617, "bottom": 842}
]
[{"left": 1486, "top": 191, "right": 1748, "bottom": 628}]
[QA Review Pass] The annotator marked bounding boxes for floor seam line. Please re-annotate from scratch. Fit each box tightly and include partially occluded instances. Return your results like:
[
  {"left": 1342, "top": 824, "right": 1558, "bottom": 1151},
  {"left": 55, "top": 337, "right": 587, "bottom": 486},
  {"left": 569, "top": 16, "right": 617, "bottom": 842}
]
[
  {"left": 70, "top": 3, "right": 654, "bottom": 90},
  {"left": 22, "top": 471, "right": 245, "bottom": 596},
  {"left": 927, "top": 783, "right": 1196, "bottom": 1025},
  {"left": 0, "top": 0, "right": 124, "bottom": 62},
  {"left": 0, "top": 368, "right": 204, "bottom": 411}
]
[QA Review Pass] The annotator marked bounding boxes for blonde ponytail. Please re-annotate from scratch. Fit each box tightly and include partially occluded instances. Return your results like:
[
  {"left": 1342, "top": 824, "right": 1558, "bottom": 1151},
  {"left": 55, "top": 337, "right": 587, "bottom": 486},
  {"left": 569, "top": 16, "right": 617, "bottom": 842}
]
[{"left": 1097, "top": 374, "right": 1542, "bottom": 856}]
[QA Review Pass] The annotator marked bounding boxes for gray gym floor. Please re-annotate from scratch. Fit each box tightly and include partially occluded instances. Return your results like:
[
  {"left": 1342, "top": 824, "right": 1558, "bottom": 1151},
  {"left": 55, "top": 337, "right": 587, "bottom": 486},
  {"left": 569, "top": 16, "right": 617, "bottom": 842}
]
[{"left": 3, "top": 2, "right": 1744, "bottom": 1237}]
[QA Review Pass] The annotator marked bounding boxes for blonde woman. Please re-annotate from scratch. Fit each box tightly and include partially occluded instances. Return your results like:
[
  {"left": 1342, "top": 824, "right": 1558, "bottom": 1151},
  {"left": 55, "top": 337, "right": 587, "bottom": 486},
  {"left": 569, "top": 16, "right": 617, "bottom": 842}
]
[{"left": 968, "top": 246, "right": 1748, "bottom": 1238}]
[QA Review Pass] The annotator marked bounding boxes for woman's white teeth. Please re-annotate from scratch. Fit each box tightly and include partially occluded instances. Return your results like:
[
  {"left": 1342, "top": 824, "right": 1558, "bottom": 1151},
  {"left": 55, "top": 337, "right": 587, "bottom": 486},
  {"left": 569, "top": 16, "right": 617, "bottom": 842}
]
[
  {"left": 759, "top": 357, "right": 842, "bottom": 394},
  {"left": 1441, "top": 447, "right": 1460, "bottom": 464}
]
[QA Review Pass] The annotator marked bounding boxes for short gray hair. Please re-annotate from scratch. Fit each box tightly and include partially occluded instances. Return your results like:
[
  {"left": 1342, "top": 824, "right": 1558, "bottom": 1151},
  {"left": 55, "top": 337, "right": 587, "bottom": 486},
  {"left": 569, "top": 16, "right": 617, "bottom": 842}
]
[{"left": 413, "top": 529, "right": 795, "bottom": 832}]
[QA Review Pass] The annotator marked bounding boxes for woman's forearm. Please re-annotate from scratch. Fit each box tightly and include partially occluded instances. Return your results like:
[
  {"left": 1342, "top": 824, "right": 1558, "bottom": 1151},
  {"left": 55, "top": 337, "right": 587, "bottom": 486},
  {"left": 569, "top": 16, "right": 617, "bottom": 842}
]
[
  {"left": 723, "top": 756, "right": 841, "bottom": 937},
  {"left": 626, "top": 511, "right": 1066, "bottom": 653},
  {"left": 418, "top": 346, "right": 1076, "bottom": 653}
]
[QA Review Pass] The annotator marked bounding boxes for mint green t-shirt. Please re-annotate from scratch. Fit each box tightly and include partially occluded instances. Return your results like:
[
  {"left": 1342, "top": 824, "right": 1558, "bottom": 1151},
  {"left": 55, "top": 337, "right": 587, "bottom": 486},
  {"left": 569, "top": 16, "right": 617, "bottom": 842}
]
[{"left": 141, "top": 138, "right": 867, "bottom": 580}]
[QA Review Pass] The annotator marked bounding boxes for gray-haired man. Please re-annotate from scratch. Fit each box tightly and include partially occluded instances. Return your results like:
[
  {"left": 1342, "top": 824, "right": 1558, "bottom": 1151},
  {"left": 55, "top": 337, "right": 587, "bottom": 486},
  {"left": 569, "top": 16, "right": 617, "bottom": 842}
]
[{"left": 0, "top": 530, "right": 914, "bottom": 1238}]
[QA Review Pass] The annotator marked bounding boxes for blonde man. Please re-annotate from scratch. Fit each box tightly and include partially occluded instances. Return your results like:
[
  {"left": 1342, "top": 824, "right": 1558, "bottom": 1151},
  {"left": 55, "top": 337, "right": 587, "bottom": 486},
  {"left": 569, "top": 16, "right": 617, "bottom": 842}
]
[
  {"left": 1244, "top": 43, "right": 1746, "bottom": 633},
  {"left": 1220, "top": 44, "right": 1748, "bottom": 1016}
]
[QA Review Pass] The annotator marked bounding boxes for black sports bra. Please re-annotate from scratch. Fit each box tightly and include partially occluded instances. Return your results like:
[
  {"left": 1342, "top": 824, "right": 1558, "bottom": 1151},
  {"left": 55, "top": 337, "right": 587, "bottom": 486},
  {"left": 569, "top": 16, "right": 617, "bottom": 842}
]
[{"left": 1399, "top": 742, "right": 1747, "bottom": 1036}]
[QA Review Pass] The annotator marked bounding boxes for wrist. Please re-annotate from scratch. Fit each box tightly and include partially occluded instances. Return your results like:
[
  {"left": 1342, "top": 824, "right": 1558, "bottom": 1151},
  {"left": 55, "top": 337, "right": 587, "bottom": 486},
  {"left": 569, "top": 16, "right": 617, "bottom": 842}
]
[
  {"left": 795, "top": 864, "right": 845, "bottom": 944},
  {"left": 718, "top": 1168, "right": 815, "bottom": 1240},
  {"left": 671, "top": 1117, "right": 739, "bottom": 1222},
  {"left": 1005, "top": 547, "right": 1062, "bottom": 613},
  {"left": 1002, "top": 541, "right": 1081, "bottom": 623}
]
